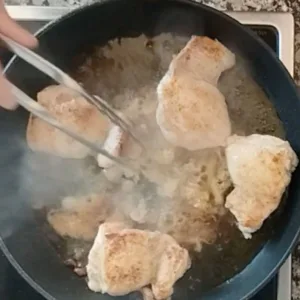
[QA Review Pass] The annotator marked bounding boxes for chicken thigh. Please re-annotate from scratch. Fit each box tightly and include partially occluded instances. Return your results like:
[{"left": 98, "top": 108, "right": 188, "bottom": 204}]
[
  {"left": 225, "top": 134, "right": 298, "bottom": 238},
  {"left": 47, "top": 194, "right": 110, "bottom": 241},
  {"left": 87, "top": 222, "right": 190, "bottom": 300},
  {"left": 156, "top": 36, "right": 235, "bottom": 150},
  {"left": 166, "top": 36, "right": 236, "bottom": 86},
  {"left": 27, "top": 85, "right": 111, "bottom": 158}
]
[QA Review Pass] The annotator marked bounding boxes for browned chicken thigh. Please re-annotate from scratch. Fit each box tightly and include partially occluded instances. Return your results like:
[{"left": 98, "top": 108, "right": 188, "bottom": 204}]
[
  {"left": 27, "top": 85, "right": 111, "bottom": 158},
  {"left": 225, "top": 134, "right": 298, "bottom": 238},
  {"left": 86, "top": 222, "right": 191, "bottom": 300},
  {"left": 156, "top": 36, "right": 235, "bottom": 151}
]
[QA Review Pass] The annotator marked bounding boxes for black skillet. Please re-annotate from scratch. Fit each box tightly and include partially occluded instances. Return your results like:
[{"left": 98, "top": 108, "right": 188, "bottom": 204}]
[{"left": 1, "top": 0, "right": 300, "bottom": 299}]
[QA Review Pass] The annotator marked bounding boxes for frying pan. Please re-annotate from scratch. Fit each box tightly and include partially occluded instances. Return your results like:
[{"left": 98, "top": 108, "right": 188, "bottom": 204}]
[{"left": 1, "top": 0, "right": 300, "bottom": 299}]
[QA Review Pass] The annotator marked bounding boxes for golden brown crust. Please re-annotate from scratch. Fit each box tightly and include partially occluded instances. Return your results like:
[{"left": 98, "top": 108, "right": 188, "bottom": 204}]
[
  {"left": 170, "top": 36, "right": 235, "bottom": 85},
  {"left": 87, "top": 223, "right": 190, "bottom": 298},
  {"left": 175, "top": 36, "right": 226, "bottom": 64},
  {"left": 156, "top": 36, "right": 234, "bottom": 150},
  {"left": 225, "top": 134, "right": 298, "bottom": 238},
  {"left": 26, "top": 85, "right": 111, "bottom": 158},
  {"left": 104, "top": 230, "right": 153, "bottom": 288},
  {"left": 157, "top": 74, "right": 231, "bottom": 150}
]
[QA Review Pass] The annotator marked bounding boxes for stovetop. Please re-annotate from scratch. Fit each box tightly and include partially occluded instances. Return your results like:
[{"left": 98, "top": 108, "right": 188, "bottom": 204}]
[{"left": 0, "top": 6, "right": 295, "bottom": 300}]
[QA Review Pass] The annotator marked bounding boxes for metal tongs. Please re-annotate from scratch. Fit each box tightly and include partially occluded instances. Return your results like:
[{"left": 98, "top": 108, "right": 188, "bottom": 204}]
[{"left": 1, "top": 35, "right": 140, "bottom": 171}]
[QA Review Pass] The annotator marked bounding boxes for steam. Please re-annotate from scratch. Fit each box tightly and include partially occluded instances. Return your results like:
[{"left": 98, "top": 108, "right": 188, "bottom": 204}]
[{"left": 18, "top": 144, "right": 106, "bottom": 209}]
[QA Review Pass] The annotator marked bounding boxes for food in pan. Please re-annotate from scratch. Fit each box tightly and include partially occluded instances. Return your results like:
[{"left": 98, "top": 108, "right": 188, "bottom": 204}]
[
  {"left": 225, "top": 134, "right": 298, "bottom": 238},
  {"left": 27, "top": 85, "right": 111, "bottom": 158},
  {"left": 87, "top": 222, "right": 190, "bottom": 300},
  {"left": 26, "top": 34, "right": 298, "bottom": 300},
  {"left": 47, "top": 194, "right": 111, "bottom": 241},
  {"left": 156, "top": 36, "right": 234, "bottom": 150}
]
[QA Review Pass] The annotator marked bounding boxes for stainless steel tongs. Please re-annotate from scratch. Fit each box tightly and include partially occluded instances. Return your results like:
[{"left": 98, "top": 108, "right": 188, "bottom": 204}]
[{"left": 1, "top": 35, "right": 140, "bottom": 170}]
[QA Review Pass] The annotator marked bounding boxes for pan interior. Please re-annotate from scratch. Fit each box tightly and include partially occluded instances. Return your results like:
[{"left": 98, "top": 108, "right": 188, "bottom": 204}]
[
  {"left": 25, "top": 33, "right": 286, "bottom": 297},
  {"left": 3, "top": 1, "right": 300, "bottom": 300}
]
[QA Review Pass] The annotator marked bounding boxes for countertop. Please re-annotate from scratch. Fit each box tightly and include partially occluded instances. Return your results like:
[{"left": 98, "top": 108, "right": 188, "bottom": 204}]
[{"left": 3, "top": 0, "right": 300, "bottom": 299}]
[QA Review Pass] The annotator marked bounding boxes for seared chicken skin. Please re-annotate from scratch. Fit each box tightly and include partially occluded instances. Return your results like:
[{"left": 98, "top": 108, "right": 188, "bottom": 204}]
[
  {"left": 165, "top": 36, "right": 235, "bottom": 86},
  {"left": 225, "top": 134, "right": 298, "bottom": 238},
  {"left": 87, "top": 222, "right": 190, "bottom": 300},
  {"left": 156, "top": 36, "right": 235, "bottom": 150},
  {"left": 27, "top": 85, "right": 111, "bottom": 158}
]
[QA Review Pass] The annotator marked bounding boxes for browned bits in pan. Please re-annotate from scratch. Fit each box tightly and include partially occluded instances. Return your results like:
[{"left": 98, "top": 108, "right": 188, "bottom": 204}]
[
  {"left": 64, "top": 258, "right": 77, "bottom": 268},
  {"left": 74, "top": 267, "right": 87, "bottom": 277},
  {"left": 145, "top": 39, "right": 154, "bottom": 49}
]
